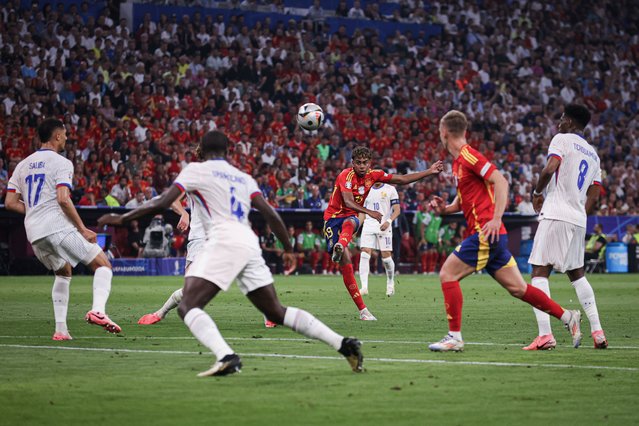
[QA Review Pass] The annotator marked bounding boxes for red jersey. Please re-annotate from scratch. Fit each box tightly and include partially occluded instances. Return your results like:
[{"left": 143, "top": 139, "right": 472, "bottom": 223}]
[
  {"left": 453, "top": 145, "right": 506, "bottom": 237},
  {"left": 323, "top": 168, "right": 393, "bottom": 220}
]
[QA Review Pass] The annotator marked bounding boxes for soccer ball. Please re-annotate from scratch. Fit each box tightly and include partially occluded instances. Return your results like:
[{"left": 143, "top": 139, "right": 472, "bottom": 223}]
[{"left": 297, "top": 103, "right": 324, "bottom": 131}]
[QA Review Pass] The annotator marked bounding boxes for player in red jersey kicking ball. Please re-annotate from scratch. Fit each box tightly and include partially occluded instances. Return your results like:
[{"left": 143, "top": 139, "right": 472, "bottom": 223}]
[
  {"left": 323, "top": 146, "right": 443, "bottom": 320},
  {"left": 428, "top": 110, "right": 582, "bottom": 352}
]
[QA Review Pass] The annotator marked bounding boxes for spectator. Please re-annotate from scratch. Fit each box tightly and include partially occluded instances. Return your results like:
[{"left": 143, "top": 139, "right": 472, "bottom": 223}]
[
  {"left": 110, "top": 176, "right": 131, "bottom": 205},
  {"left": 128, "top": 220, "right": 144, "bottom": 257},
  {"left": 585, "top": 224, "right": 607, "bottom": 264}
]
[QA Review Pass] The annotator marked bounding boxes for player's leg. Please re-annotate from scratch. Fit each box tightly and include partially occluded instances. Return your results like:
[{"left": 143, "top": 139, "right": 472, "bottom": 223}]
[
  {"left": 492, "top": 263, "right": 582, "bottom": 348},
  {"left": 522, "top": 264, "right": 556, "bottom": 350},
  {"left": 52, "top": 263, "right": 73, "bottom": 340},
  {"left": 85, "top": 251, "right": 121, "bottom": 333},
  {"left": 138, "top": 287, "right": 184, "bottom": 325},
  {"left": 380, "top": 232, "right": 395, "bottom": 296},
  {"left": 178, "top": 276, "right": 240, "bottom": 376},
  {"left": 568, "top": 268, "right": 607, "bottom": 348},
  {"left": 381, "top": 250, "right": 395, "bottom": 296},
  {"left": 246, "top": 284, "right": 363, "bottom": 372},
  {"left": 358, "top": 247, "right": 372, "bottom": 295},
  {"left": 32, "top": 238, "right": 75, "bottom": 340},
  {"left": 325, "top": 218, "right": 372, "bottom": 319},
  {"left": 333, "top": 217, "right": 358, "bottom": 262},
  {"left": 428, "top": 253, "right": 475, "bottom": 352}
]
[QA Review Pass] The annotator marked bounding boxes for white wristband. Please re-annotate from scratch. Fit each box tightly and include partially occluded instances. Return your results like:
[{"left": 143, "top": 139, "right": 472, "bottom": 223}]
[
  {"left": 533, "top": 189, "right": 543, "bottom": 196},
  {"left": 386, "top": 219, "right": 393, "bottom": 225}
]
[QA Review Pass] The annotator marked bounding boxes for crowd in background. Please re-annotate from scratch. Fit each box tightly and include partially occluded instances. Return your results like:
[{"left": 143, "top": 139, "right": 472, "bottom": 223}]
[{"left": 0, "top": 0, "right": 637, "bottom": 266}]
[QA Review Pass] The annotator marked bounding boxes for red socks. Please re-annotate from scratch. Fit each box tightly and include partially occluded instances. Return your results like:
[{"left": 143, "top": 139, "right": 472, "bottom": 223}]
[
  {"left": 338, "top": 220, "right": 356, "bottom": 247},
  {"left": 442, "top": 281, "right": 463, "bottom": 332},
  {"left": 522, "top": 284, "right": 564, "bottom": 319},
  {"left": 340, "top": 264, "right": 366, "bottom": 310}
]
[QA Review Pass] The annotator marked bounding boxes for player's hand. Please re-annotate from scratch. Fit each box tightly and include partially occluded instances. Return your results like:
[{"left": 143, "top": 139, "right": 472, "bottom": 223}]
[
  {"left": 283, "top": 251, "right": 296, "bottom": 274},
  {"left": 480, "top": 219, "right": 501, "bottom": 244},
  {"left": 430, "top": 196, "right": 446, "bottom": 214},
  {"left": 428, "top": 160, "right": 444, "bottom": 175},
  {"left": 369, "top": 211, "right": 383, "bottom": 223},
  {"left": 177, "top": 213, "right": 190, "bottom": 232},
  {"left": 81, "top": 227, "right": 97, "bottom": 243},
  {"left": 532, "top": 194, "right": 545, "bottom": 213},
  {"left": 380, "top": 222, "right": 390, "bottom": 232},
  {"left": 97, "top": 213, "right": 124, "bottom": 227}
]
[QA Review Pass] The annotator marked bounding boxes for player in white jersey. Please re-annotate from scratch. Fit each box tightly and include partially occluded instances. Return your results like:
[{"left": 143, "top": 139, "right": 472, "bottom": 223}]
[
  {"left": 99, "top": 131, "right": 364, "bottom": 376},
  {"left": 137, "top": 191, "right": 206, "bottom": 325},
  {"left": 527, "top": 104, "right": 607, "bottom": 350},
  {"left": 5, "top": 118, "right": 121, "bottom": 340},
  {"left": 358, "top": 182, "right": 400, "bottom": 296}
]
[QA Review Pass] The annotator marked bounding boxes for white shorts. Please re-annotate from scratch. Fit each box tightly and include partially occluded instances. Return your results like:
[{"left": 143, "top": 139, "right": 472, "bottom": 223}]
[
  {"left": 528, "top": 219, "right": 585, "bottom": 273},
  {"left": 186, "top": 238, "right": 206, "bottom": 265},
  {"left": 360, "top": 230, "right": 393, "bottom": 251},
  {"left": 185, "top": 227, "right": 272, "bottom": 295},
  {"left": 31, "top": 229, "right": 102, "bottom": 272}
]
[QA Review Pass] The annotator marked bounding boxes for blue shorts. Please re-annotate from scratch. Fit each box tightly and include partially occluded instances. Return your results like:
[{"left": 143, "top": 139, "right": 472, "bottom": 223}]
[
  {"left": 453, "top": 233, "right": 517, "bottom": 276},
  {"left": 323, "top": 216, "right": 360, "bottom": 254}
]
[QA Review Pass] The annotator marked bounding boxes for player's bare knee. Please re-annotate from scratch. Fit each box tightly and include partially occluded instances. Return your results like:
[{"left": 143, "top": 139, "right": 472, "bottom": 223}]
[
  {"left": 266, "top": 305, "right": 286, "bottom": 324},
  {"left": 507, "top": 284, "right": 526, "bottom": 299},
  {"left": 55, "top": 263, "right": 72, "bottom": 277}
]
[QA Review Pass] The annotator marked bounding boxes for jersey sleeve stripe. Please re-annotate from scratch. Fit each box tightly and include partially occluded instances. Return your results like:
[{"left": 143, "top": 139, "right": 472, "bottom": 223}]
[
  {"left": 390, "top": 199, "right": 400, "bottom": 205},
  {"left": 250, "top": 191, "right": 261, "bottom": 199},
  {"left": 56, "top": 183, "right": 73, "bottom": 190},
  {"left": 592, "top": 181, "right": 602, "bottom": 186},
  {"left": 192, "top": 190, "right": 211, "bottom": 216},
  {"left": 6, "top": 188, "right": 16, "bottom": 192},
  {"left": 547, "top": 153, "right": 562, "bottom": 161},
  {"left": 479, "top": 163, "right": 492, "bottom": 177},
  {"left": 174, "top": 182, "right": 186, "bottom": 192},
  {"left": 460, "top": 150, "right": 478, "bottom": 165}
]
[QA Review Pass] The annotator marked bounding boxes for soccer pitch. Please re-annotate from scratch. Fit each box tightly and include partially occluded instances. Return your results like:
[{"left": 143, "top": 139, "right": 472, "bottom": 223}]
[{"left": 1, "top": 274, "right": 637, "bottom": 425}]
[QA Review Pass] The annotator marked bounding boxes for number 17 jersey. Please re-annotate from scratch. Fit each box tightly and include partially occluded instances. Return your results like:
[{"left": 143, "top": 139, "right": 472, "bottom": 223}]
[
  {"left": 7, "top": 149, "right": 75, "bottom": 243},
  {"left": 540, "top": 133, "right": 602, "bottom": 228}
]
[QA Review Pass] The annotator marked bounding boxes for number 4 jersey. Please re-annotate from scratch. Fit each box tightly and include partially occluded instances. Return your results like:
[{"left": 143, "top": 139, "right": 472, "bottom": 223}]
[
  {"left": 173, "top": 159, "right": 260, "bottom": 238},
  {"left": 7, "top": 149, "right": 76, "bottom": 243},
  {"left": 540, "top": 133, "right": 602, "bottom": 228}
]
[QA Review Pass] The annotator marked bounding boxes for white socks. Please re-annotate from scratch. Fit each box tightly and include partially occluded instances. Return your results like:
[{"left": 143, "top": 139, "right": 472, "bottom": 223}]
[
  {"left": 382, "top": 256, "right": 395, "bottom": 284},
  {"left": 572, "top": 277, "right": 602, "bottom": 333},
  {"left": 449, "top": 331, "right": 462, "bottom": 340},
  {"left": 359, "top": 252, "right": 371, "bottom": 290},
  {"left": 531, "top": 277, "right": 552, "bottom": 336},
  {"left": 157, "top": 288, "right": 183, "bottom": 318},
  {"left": 52, "top": 276, "right": 71, "bottom": 334},
  {"left": 91, "top": 266, "right": 112, "bottom": 313},
  {"left": 184, "top": 308, "right": 234, "bottom": 360},
  {"left": 284, "top": 307, "right": 343, "bottom": 350}
]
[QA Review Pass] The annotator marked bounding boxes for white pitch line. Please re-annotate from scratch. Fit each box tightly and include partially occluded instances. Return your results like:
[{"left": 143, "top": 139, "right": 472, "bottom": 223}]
[
  {"left": 0, "top": 344, "right": 637, "bottom": 372},
  {"left": 0, "top": 335, "right": 638, "bottom": 350}
]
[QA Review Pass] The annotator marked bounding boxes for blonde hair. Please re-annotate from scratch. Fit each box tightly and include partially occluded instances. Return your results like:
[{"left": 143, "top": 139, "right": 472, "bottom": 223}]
[{"left": 441, "top": 110, "right": 468, "bottom": 136}]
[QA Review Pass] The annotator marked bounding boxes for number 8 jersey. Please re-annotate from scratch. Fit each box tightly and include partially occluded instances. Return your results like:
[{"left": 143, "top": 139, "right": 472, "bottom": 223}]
[{"left": 540, "top": 133, "right": 602, "bottom": 228}]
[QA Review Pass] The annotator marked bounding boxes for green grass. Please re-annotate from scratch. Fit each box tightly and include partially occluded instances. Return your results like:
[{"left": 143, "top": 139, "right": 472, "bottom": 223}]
[{"left": 0, "top": 274, "right": 637, "bottom": 425}]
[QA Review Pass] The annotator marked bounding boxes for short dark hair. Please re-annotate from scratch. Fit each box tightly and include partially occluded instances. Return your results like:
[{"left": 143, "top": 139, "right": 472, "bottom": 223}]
[
  {"left": 441, "top": 110, "right": 468, "bottom": 136},
  {"left": 564, "top": 104, "right": 591, "bottom": 129},
  {"left": 200, "top": 130, "right": 228, "bottom": 156},
  {"left": 352, "top": 145, "right": 372, "bottom": 161},
  {"left": 38, "top": 118, "right": 65, "bottom": 143}
]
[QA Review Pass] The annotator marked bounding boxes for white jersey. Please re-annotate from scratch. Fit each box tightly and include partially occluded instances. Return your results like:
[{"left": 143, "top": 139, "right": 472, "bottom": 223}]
[
  {"left": 7, "top": 149, "right": 75, "bottom": 242},
  {"left": 362, "top": 184, "right": 399, "bottom": 233},
  {"left": 173, "top": 159, "right": 260, "bottom": 239},
  {"left": 540, "top": 133, "right": 602, "bottom": 228},
  {"left": 185, "top": 193, "right": 207, "bottom": 241}
]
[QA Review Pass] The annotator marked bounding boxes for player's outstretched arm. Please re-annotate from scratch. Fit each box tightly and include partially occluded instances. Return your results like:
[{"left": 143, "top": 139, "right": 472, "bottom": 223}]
[
  {"left": 252, "top": 193, "right": 295, "bottom": 270},
  {"left": 532, "top": 156, "right": 561, "bottom": 212},
  {"left": 170, "top": 193, "right": 190, "bottom": 232},
  {"left": 388, "top": 160, "right": 443, "bottom": 185},
  {"left": 585, "top": 184, "right": 601, "bottom": 215},
  {"left": 481, "top": 170, "right": 508, "bottom": 243},
  {"left": 57, "top": 186, "right": 96, "bottom": 242},
  {"left": 4, "top": 192, "right": 26, "bottom": 215},
  {"left": 430, "top": 196, "right": 460, "bottom": 215},
  {"left": 98, "top": 185, "right": 182, "bottom": 227}
]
